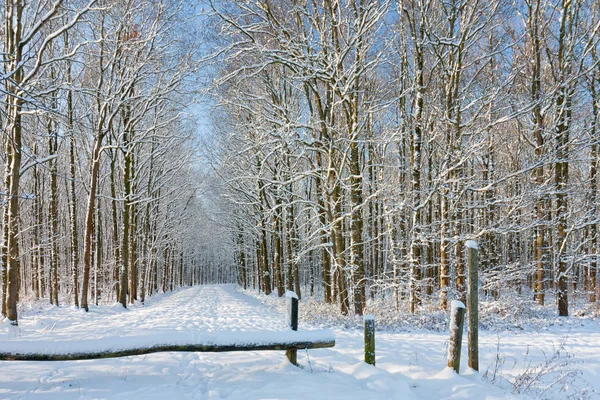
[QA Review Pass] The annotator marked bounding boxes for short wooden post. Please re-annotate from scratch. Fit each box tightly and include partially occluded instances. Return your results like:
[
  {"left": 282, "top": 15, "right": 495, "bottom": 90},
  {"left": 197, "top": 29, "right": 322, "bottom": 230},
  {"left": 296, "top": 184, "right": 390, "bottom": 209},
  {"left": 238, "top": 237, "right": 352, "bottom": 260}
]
[
  {"left": 286, "top": 291, "right": 298, "bottom": 365},
  {"left": 447, "top": 300, "right": 465, "bottom": 373},
  {"left": 466, "top": 240, "right": 479, "bottom": 371},
  {"left": 364, "top": 315, "right": 375, "bottom": 365}
]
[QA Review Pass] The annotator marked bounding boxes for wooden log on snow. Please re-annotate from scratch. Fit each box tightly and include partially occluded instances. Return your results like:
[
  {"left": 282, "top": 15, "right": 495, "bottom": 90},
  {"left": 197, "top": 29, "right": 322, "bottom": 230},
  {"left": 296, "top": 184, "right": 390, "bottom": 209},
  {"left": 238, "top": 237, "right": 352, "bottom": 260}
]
[{"left": 0, "top": 337, "right": 335, "bottom": 362}]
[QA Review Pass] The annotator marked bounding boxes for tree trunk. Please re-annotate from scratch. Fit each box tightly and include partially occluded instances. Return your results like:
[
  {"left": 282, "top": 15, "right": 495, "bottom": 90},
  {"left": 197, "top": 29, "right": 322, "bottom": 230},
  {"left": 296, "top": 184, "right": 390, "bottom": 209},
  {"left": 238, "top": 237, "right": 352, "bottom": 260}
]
[
  {"left": 273, "top": 197, "right": 284, "bottom": 297},
  {"left": 120, "top": 129, "right": 132, "bottom": 307},
  {"left": 48, "top": 117, "right": 60, "bottom": 307},
  {"left": 95, "top": 196, "right": 102, "bottom": 306},
  {"left": 66, "top": 31, "right": 79, "bottom": 309},
  {"left": 588, "top": 60, "right": 599, "bottom": 303},
  {"left": 32, "top": 143, "right": 42, "bottom": 300},
  {"left": 81, "top": 132, "right": 103, "bottom": 311},
  {"left": 554, "top": 0, "right": 573, "bottom": 317},
  {"left": 110, "top": 150, "right": 120, "bottom": 300}
]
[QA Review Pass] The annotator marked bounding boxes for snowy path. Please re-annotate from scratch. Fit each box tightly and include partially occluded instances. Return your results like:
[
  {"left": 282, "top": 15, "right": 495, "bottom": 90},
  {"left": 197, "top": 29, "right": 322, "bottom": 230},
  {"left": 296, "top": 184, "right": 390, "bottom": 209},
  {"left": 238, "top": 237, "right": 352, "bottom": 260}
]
[
  {"left": 0, "top": 285, "right": 597, "bottom": 399},
  {"left": 0, "top": 285, "right": 332, "bottom": 357},
  {"left": 4, "top": 285, "right": 291, "bottom": 342}
]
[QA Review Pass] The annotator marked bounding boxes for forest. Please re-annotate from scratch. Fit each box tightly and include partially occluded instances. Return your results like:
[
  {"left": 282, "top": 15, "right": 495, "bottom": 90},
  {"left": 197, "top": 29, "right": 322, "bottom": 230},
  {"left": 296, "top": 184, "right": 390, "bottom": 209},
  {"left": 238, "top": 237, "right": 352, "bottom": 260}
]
[
  {"left": 206, "top": 0, "right": 600, "bottom": 319},
  {"left": 2, "top": 0, "right": 600, "bottom": 327}
]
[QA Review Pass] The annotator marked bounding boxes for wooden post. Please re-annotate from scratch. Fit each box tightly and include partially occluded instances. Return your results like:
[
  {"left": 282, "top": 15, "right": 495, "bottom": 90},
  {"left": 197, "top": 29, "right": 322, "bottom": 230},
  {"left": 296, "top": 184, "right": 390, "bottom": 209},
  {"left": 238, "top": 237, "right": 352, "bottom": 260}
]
[
  {"left": 466, "top": 240, "right": 479, "bottom": 371},
  {"left": 447, "top": 300, "right": 465, "bottom": 373},
  {"left": 286, "top": 291, "right": 298, "bottom": 365},
  {"left": 364, "top": 315, "right": 375, "bottom": 365}
]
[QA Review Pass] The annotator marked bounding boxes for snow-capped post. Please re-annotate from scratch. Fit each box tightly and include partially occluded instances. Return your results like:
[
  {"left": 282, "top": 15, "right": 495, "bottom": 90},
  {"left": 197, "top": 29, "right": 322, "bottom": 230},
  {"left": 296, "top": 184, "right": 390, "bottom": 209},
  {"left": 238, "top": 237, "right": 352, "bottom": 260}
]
[
  {"left": 466, "top": 240, "right": 479, "bottom": 371},
  {"left": 364, "top": 315, "right": 375, "bottom": 365},
  {"left": 447, "top": 300, "right": 466, "bottom": 373},
  {"left": 286, "top": 291, "right": 299, "bottom": 365}
]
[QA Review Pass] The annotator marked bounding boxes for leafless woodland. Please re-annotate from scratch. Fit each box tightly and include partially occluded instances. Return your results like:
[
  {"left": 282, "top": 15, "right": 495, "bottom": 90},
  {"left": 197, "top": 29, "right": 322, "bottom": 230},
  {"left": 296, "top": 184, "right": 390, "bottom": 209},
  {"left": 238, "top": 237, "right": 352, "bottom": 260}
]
[{"left": 2, "top": 0, "right": 600, "bottom": 324}]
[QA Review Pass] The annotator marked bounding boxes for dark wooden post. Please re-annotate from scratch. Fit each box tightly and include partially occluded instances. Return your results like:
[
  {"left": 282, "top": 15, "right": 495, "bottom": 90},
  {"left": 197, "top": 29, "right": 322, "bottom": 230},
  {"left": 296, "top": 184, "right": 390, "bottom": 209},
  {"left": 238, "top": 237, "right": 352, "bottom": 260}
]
[
  {"left": 364, "top": 315, "right": 375, "bottom": 365},
  {"left": 466, "top": 240, "right": 479, "bottom": 371},
  {"left": 447, "top": 300, "right": 465, "bottom": 373},
  {"left": 286, "top": 291, "right": 298, "bottom": 365}
]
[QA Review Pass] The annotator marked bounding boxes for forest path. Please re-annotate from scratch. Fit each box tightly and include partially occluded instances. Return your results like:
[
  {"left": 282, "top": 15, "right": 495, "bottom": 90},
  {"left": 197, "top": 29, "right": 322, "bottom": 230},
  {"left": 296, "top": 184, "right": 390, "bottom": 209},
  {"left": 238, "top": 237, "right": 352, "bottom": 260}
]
[{"left": 0, "top": 285, "right": 295, "bottom": 354}]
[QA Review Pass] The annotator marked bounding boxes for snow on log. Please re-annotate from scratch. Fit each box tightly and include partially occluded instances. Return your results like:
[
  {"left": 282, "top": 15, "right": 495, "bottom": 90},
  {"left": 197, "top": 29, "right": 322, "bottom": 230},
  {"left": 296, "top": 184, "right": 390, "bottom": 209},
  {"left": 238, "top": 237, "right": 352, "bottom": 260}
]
[
  {"left": 0, "top": 329, "right": 335, "bottom": 361},
  {"left": 285, "top": 290, "right": 298, "bottom": 299},
  {"left": 464, "top": 240, "right": 478, "bottom": 249},
  {"left": 450, "top": 300, "right": 465, "bottom": 311}
]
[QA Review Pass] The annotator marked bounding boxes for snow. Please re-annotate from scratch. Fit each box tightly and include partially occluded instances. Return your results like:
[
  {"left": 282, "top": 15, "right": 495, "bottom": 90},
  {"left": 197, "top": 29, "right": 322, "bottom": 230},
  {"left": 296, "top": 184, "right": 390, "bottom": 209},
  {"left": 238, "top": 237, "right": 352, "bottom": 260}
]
[
  {"left": 364, "top": 314, "right": 375, "bottom": 321},
  {"left": 465, "top": 240, "right": 479, "bottom": 249},
  {"left": 0, "top": 285, "right": 598, "bottom": 399},
  {"left": 285, "top": 290, "right": 299, "bottom": 299},
  {"left": 450, "top": 300, "right": 466, "bottom": 310}
]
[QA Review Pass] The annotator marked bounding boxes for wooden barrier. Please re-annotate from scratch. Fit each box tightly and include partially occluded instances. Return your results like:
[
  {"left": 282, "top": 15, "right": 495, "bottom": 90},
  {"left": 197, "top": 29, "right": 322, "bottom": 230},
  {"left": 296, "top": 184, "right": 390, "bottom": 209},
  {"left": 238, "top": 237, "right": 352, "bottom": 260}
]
[
  {"left": 0, "top": 292, "right": 334, "bottom": 364},
  {"left": 445, "top": 241, "right": 480, "bottom": 374},
  {"left": 466, "top": 240, "right": 479, "bottom": 371},
  {"left": 286, "top": 291, "right": 299, "bottom": 365},
  {"left": 364, "top": 315, "right": 375, "bottom": 366},
  {"left": 447, "top": 300, "right": 465, "bottom": 373},
  {"left": 0, "top": 338, "right": 335, "bottom": 361}
]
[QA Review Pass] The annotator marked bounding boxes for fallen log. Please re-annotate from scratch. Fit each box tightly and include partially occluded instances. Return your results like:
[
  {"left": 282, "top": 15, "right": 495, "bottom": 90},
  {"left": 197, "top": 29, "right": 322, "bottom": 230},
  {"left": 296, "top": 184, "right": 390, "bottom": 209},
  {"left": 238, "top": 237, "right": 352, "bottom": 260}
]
[
  {"left": 0, "top": 339, "right": 335, "bottom": 361},
  {"left": 0, "top": 329, "right": 335, "bottom": 361}
]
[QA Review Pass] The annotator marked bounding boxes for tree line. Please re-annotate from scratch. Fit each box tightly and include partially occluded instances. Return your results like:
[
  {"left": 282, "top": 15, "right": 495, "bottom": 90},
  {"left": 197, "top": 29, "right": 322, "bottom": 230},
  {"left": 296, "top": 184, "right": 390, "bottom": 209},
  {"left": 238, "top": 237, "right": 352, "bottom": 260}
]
[
  {"left": 0, "top": 0, "right": 219, "bottom": 325},
  {"left": 206, "top": 0, "right": 600, "bottom": 317}
]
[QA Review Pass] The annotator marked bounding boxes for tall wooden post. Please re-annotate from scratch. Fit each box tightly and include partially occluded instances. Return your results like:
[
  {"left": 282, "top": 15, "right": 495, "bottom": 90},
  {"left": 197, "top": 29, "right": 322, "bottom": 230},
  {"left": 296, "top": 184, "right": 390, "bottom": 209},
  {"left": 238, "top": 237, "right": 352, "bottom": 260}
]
[
  {"left": 466, "top": 240, "right": 479, "bottom": 371},
  {"left": 364, "top": 315, "right": 375, "bottom": 365},
  {"left": 286, "top": 291, "right": 298, "bottom": 365},
  {"left": 447, "top": 300, "right": 465, "bottom": 373}
]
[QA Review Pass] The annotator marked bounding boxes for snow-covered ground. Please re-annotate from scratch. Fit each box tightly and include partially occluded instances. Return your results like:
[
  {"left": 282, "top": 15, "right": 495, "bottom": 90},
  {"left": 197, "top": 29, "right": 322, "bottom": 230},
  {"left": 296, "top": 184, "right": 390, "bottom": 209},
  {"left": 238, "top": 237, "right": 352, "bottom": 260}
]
[{"left": 0, "top": 285, "right": 598, "bottom": 399}]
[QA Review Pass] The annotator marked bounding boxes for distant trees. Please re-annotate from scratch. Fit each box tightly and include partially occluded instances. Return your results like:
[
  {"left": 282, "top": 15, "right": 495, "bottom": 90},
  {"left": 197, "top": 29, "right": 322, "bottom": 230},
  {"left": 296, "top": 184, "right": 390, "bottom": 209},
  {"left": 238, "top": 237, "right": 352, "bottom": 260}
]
[
  {"left": 209, "top": 0, "right": 389, "bottom": 315},
  {"left": 207, "top": 0, "right": 600, "bottom": 318}
]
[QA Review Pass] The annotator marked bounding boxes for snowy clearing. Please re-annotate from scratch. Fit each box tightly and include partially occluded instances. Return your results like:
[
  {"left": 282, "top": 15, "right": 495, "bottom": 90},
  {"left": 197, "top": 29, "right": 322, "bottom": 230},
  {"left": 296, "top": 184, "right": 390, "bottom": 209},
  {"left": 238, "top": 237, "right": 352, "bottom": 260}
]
[{"left": 0, "top": 285, "right": 598, "bottom": 399}]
